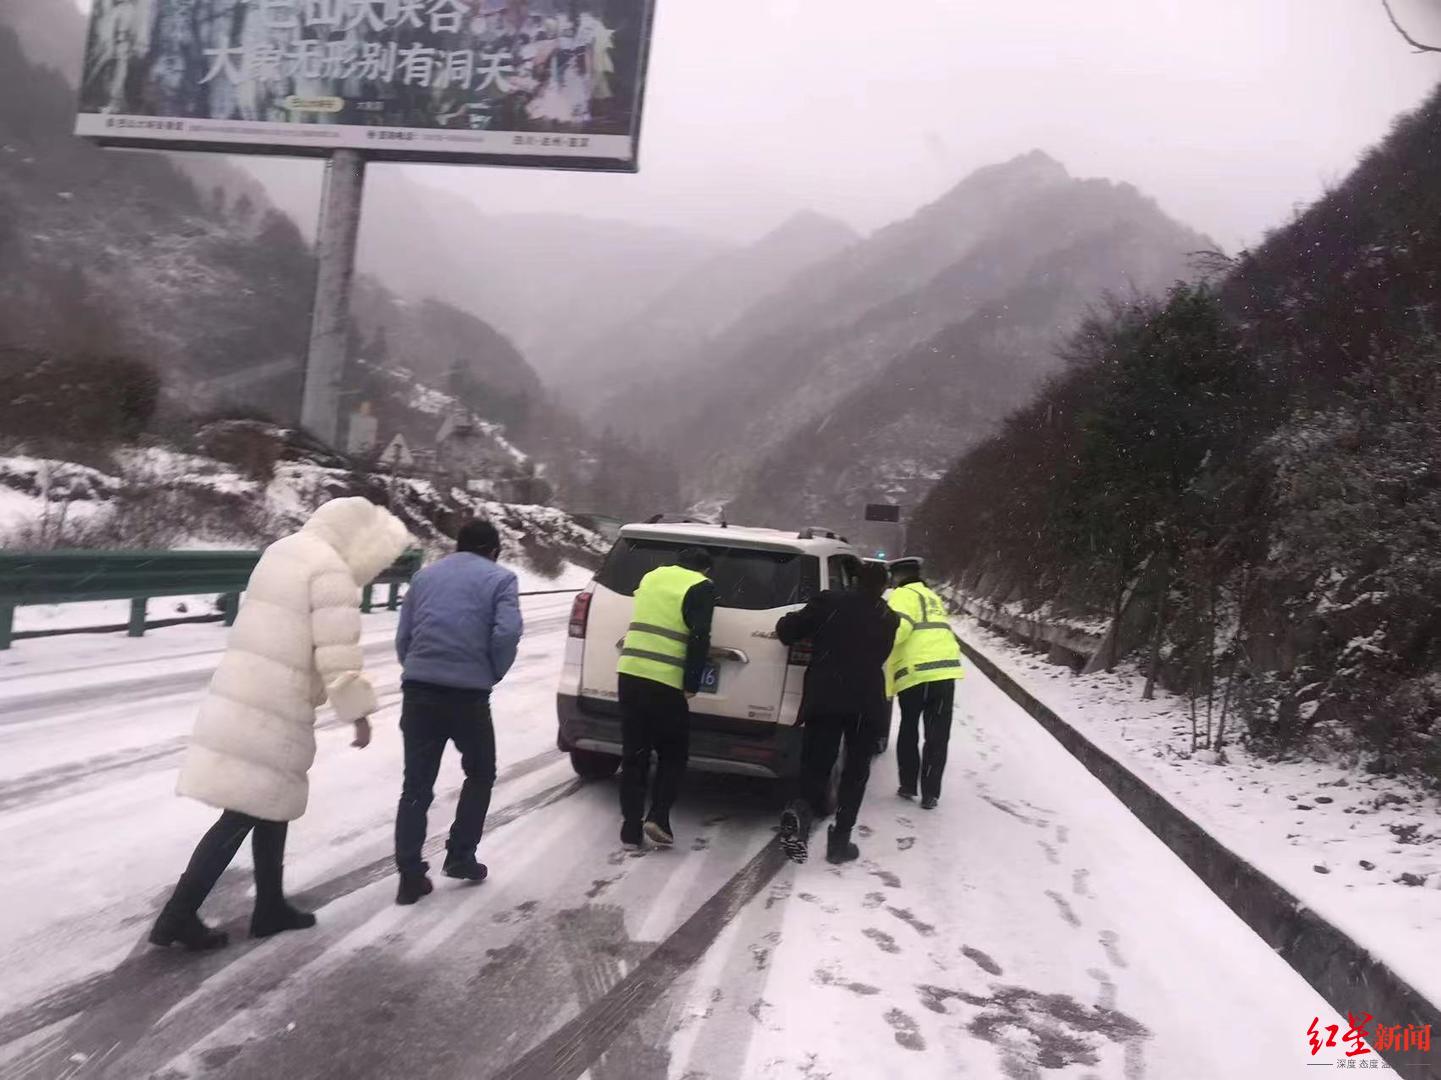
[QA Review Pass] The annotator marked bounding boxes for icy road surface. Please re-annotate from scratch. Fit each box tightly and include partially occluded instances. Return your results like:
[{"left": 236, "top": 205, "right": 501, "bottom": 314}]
[{"left": 0, "top": 593, "right": 1346, "bottom": 1078}]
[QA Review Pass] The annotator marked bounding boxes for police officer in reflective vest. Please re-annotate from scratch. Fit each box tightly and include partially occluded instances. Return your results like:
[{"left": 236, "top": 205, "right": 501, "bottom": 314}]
[
  {"left": 616, "top": 548, "right": 716, "bottom": 850},
  {"left": 887, "top": 558, "right": 963, "bottom": 809}
]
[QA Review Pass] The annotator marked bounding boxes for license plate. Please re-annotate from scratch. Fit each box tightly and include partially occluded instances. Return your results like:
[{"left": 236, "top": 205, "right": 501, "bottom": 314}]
[{"left": 698, "top": 662, "right": 720, "bottom": 694}]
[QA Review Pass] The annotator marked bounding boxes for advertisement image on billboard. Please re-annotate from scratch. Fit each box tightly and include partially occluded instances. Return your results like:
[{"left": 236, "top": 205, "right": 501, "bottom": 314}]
[{"left": 75, "top": 0, "right": 656, "bottom": 171}]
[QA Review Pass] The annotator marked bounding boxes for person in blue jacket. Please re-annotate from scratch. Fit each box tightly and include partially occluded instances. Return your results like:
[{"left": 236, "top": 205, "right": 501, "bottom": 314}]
[{"left": 393, "top": 519, "right": 523, "bottom": 905}]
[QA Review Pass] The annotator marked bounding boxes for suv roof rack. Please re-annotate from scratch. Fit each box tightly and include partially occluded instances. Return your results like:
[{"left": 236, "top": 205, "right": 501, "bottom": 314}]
[
  {"left": 798, "top": 526, "right": 848, "bottom": 542},
  {"left": 644, "top": 513, "right": 707, "bottom": 525}
]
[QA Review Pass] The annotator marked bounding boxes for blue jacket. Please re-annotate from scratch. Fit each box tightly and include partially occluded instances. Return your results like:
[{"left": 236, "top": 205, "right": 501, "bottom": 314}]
[{"left": 396, "top": 553, "right": 523, "bottom": 691}]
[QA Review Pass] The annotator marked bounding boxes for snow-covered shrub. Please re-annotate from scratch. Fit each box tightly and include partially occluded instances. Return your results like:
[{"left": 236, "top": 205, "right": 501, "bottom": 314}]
[{"left": 1243, "top": 342, "right": 1441, "bottom": 779}]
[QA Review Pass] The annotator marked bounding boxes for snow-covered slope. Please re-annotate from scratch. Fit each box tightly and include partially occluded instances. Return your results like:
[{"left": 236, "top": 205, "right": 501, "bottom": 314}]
[{"left": 0, "top": 433, "right": 607, "bottom": 575}]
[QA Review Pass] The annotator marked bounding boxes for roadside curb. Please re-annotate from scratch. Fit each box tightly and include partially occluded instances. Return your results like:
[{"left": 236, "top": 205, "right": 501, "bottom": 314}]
[{"left": 957, "top": 634, "right": 1441, "bottom": 1080}]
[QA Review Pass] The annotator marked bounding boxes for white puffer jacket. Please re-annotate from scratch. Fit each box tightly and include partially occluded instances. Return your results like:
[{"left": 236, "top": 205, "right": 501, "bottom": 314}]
[{"left": 177, "top": 497, "right": 412, "bottom": 822}]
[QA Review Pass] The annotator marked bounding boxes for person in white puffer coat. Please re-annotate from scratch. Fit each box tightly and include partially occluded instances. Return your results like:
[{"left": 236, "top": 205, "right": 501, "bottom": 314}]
[{"left": 150, "top": 496, "right": 412, "bottom": 952}]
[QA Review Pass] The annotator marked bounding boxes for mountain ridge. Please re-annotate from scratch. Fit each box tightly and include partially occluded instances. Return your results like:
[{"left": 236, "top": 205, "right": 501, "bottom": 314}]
[
  {"left": 574, "top": 208, "right": 860, "bottom": 422},
  {"left": 615, "top": 154, "right": 1213, "bottom": 515}
]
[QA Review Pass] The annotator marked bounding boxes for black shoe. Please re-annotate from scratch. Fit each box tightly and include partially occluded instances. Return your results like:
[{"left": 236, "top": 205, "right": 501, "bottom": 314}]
[
  {"left": 779, "top": 805, "right": 808, "bottom": 864},
  {"left": 396, "top": 871, "right": 434, "bottom": 905},
  {"left": 921, "top": 796, "right": 939, "bottom": 810},
  {"left": 825, "top": 826, "right": 860, "bottom": 865},
  {"left": 442, "top": 853, "right": 489, "bottom": 883},
  {"left": 897, "top": 786, "right": 917, "bottom": 800},
  {"left": 621, "top": 822, "right": 644, "bottom": 850},
  {"left": 643, "top": 820, "right": 675, "bottom": 848},
  {"left": 250, "top": 900, "right": 317, "bottom": 939},
  {"left": 149, "top": 908, "right": 229, "bottom": 951}
]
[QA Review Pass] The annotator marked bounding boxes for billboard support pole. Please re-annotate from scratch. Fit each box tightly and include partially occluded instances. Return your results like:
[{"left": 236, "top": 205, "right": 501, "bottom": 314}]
[{"left": 300, "top": 148, "right": 367, "bottom": 448}]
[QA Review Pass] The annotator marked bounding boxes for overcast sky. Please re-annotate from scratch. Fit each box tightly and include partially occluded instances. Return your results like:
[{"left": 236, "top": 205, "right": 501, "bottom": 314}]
[{"left": 239, "top": 0, "right": 1441, "bottom": 252}]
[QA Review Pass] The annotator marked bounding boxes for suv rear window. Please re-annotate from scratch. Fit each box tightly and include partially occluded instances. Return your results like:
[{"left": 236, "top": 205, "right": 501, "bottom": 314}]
[{"left": 596, "top": 539, "right": 820, "bottom": 610}]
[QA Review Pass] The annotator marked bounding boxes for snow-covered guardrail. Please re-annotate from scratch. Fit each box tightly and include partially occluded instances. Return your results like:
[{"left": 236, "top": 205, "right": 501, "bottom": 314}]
[
  {"left": 0, "top": 549, "right": 585, "bottom": 650},
  {"left": 955, "top": 632, "right": 1441, "bottom": 1079},
  {"left": 947, "top": 591, "right": 1104, "bottom": 668},
  {"left": 0, "top": 549, "right": 421, "bottom": 650}
]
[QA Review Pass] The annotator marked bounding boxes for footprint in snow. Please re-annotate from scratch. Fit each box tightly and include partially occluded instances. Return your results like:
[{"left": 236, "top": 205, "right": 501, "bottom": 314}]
[
  {"left": 863, "top": 928, "right": 902, "bottom": 954},
  {"left": 884, "top": 1008, "right": 927, "bottom": 1051},
  {"left": 887, "top": 906, "right": 936, "bottom": 937},
  {"left": 585, "top": 876, "right": 620, "bottom": 899},
  {"left": 961, "top": 945, "right": 1003, "bottom": 976},
  {"left": 897, "top": 836, "right": 916, "bottom": 851},
  {"left": 1045, "top": 890, "right": 1081, "bottom": 928},
  {"left": 917, "top": 983, "right": 982, "bottom": 1015},
  {"left": 814, "top": 967, "right": 882, "bottom": 996},
  {"left": 1086, "top": 967, "right": 1118, "bottom": 1010},
  {"left": 1099, "top": 929, "right": 1129, "bottom": 969},
  {"left": 764, "top": 881, "right": 793, "bottom": 911}
]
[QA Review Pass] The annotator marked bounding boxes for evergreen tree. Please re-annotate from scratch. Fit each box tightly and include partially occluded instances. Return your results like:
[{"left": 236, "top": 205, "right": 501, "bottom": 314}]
[{"left": 1055, "top": 284, "right": 1261, "bottom": 666}]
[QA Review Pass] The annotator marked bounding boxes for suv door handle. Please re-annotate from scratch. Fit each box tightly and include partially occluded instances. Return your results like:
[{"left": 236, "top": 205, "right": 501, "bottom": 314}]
[{"left": 709, "top": 646, "right": 749, "bottom": 664}]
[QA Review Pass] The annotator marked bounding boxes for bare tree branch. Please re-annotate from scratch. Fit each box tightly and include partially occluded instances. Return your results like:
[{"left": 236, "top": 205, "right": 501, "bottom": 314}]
[{"left": 1381, "top": 0, "right": 1441, "bottom": 53}]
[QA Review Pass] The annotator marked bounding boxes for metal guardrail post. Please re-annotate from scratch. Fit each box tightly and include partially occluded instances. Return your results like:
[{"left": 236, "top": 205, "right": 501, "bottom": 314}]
[
  {"left": 0, "top": 550, "right": 423, "bottom": 646},
  {"left": 128, "top": 598, "right": 147, "bottom": 638},
  {"left": 361, "top": 584, "right": 374, "bottom": 614}
]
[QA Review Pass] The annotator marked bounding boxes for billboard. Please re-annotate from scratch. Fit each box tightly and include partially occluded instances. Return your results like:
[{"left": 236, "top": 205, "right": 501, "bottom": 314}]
[{"left": 75, "top": 0, "right": 656, "bottom": 171}]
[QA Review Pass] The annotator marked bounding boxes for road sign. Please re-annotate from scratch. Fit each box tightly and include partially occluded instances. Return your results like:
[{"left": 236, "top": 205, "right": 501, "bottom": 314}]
[{"left": 864, "top": 504, "right": 901, "bottom": 523}]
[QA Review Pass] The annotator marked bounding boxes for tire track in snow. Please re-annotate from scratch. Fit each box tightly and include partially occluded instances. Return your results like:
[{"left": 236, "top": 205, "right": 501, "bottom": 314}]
[
  {"left": 0, "top": 774, "right": 581, "bottom": 1053},
  {"left": 0, "top": 615, "right": 568, "bottom": 810},
  {"left": 490, "top": 840, "right": 788, "bottom": 1080},
  {"left": 0, "top": 611, "right": 568, "bottom": 725}
]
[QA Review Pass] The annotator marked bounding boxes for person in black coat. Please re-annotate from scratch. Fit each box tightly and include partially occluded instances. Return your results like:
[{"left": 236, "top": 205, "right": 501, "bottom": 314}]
[{"left": 774, "top": 561, "right": 899, "bottom": 864}]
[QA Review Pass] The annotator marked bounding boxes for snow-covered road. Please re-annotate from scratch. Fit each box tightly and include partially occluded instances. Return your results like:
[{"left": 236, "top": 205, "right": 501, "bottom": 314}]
[{"left": 0, "top": 595, "right": 1351, "bottom": 1078}]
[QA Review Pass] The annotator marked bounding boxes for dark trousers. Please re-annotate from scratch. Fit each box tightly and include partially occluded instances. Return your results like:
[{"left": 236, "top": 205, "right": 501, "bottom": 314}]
[
  {"left": 897, "top": 679, "right": 956, "bottom": 800},
  {"left": 166, "top": 810, "right": 288, "bottom": 917},
  {"left": 618, "top": 674, "right": 690, "bottom": 831},
  {"left": 797, "top": 710, "right": 876, "bottom": 835},
  {"left": 395, "top": 681, "right": 497, "bottom": 875}
]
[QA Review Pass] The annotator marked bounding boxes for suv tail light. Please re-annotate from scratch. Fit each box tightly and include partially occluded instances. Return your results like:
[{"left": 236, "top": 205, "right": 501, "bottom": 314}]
[
  {"left": 788, "top": 640, "right": 813, "bottom": 666},
  {"left": 569, "top": 592, "right": 593, "bottom": 639}
]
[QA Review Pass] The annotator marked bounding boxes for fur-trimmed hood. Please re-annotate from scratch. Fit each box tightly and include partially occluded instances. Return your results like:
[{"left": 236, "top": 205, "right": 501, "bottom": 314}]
[{"left": 301, "top": 497, "right": 411, "bottom": 586}]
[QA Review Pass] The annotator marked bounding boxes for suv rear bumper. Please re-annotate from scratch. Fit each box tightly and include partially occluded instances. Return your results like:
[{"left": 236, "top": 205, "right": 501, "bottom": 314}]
[{"left": 557, "top": 693, "right": 803, "bottom": 779}]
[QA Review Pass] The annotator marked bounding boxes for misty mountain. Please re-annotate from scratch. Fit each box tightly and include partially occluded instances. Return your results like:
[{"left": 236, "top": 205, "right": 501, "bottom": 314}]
[
  {"left": 622, "top": 153, "right": 1209, "bottom": 520},
  {"left": 0, "top": 20, "right": 319, "bottom": 401},
  {"left": 726, "top": 202, "right": 1209, "bottom": 529},
  {"left": 6, "top": 0, "right": 284, "bottom": 237},
  {"left": 572, "top": 210, "right": 859, "bottom": 420},
  {"left": 709, "top": 150, "right": 1073, "bottom": 359},
  {"left": 354, "top": 169, "right": 724, "bottom": 383}
]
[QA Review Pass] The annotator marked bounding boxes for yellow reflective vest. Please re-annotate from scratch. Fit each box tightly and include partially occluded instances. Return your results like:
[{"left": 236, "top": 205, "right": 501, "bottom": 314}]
[
  {"left": 616, "top": 565, "right": 709, "bottom": 690},
  {"left": 887, "top": 582, "right": 963, "bottom": 696}
]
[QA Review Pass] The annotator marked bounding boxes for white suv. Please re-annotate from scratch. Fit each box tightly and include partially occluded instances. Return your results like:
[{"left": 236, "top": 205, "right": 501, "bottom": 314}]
[{"left": 557, "top": 520, "right": 863, "bottom": 781}]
